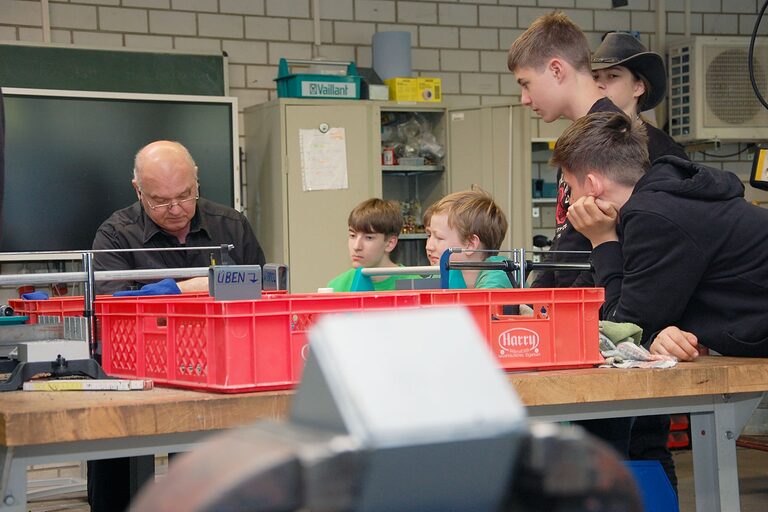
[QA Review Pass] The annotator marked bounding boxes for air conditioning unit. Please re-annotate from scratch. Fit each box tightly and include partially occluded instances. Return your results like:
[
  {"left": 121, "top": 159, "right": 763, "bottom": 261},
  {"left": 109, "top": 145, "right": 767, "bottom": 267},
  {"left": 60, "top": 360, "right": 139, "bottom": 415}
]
[{"left": 668, "top": 36, "right": 768, "bottom": 143}]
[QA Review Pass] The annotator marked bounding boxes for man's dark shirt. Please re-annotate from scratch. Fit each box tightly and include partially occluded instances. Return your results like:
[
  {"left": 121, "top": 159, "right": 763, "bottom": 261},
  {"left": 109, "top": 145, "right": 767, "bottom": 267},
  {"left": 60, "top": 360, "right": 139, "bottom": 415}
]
[{"left": 92, "top": 197, "right": 265, "bottom": 294}]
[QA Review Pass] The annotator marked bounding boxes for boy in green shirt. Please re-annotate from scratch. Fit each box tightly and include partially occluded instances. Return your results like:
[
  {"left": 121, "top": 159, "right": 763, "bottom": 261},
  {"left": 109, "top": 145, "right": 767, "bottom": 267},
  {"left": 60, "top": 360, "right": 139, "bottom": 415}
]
[
  {"left": 424, "top": 189, "right": 513, "bottom": 289},
  {"left": 327, "top": 198, "right": 412, "bottom": 292}
]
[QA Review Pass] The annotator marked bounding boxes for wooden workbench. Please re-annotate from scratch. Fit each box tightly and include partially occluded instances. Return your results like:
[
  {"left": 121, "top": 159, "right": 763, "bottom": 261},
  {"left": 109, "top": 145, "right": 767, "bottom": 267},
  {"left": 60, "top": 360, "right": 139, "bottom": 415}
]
[{"left": 2, "top": 356, "right": 767, "bottom": 511}]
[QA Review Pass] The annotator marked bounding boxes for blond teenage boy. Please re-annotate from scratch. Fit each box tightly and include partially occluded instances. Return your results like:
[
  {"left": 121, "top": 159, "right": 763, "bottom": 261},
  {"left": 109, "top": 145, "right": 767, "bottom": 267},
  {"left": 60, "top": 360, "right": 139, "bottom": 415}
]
[
  {"left": 508, "top": 12, "right": 622, "bottom": 288},
  {"left": 424, "top": 189, "right": 513, "bottom": 289},
  {"left": 327, "top": 198, "right": 410, "bottom": 292}
]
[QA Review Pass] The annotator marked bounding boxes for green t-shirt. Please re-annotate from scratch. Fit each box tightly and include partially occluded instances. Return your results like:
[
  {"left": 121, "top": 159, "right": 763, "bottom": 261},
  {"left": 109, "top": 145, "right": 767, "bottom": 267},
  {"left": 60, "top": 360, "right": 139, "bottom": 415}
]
[
  {"left": 459, "top": 255, "right": 515, "bottom": 289},
  {"left": 327, "top": 267, "right": 419, "bottom": 292}
]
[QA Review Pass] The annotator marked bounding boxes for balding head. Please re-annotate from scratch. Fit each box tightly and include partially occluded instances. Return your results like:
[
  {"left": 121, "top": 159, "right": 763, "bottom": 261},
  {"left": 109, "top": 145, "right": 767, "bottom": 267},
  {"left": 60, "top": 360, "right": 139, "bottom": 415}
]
[{"left": 133, "top": 141, "right": 198, "bottom": 188}]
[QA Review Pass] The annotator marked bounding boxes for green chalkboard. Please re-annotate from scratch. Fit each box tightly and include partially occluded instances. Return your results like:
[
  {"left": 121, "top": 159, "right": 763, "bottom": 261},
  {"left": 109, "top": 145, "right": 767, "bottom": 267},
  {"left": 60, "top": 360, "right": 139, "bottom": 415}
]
[{"left": 0, "top": 44, "right": 225, "bottom": 95}]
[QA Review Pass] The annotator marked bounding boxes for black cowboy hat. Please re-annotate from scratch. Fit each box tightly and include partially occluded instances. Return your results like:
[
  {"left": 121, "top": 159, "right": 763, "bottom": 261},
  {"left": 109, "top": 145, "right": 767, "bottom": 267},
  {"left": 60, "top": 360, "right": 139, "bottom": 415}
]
[{"left": 591, "top": 32, "right": 667, "bottom": 111}]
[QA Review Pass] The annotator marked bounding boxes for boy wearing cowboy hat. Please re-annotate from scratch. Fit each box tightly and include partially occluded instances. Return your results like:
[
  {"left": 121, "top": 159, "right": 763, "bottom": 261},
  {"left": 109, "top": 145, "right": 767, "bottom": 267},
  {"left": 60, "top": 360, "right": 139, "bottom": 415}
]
[{"left": 592, "top": 32, "right": 686, "bottom": 162}]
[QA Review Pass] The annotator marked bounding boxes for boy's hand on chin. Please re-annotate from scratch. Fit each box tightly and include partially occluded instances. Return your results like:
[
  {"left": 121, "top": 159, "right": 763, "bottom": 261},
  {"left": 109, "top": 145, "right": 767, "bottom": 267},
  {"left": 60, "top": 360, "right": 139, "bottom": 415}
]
[{"left": 567, "top": 196, "right": 619, "bottom": 248}]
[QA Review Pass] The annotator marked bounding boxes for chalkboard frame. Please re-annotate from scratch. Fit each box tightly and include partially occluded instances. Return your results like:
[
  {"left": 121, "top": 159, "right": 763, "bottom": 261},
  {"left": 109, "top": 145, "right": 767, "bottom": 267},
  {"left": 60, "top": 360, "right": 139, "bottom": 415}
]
[{"left": 1, "top": 87, "right": 240, "bottom": 261}]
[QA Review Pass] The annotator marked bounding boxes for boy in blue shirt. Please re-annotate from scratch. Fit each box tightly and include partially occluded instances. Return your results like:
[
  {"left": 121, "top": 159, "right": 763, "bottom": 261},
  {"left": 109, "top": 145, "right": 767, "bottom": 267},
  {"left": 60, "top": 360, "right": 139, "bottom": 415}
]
[
  {"left": 327, "top": 198, "right": 414, "bottom": 291},
  {"left": 424, "top": 189, "right": 513, "bottom": 289}
]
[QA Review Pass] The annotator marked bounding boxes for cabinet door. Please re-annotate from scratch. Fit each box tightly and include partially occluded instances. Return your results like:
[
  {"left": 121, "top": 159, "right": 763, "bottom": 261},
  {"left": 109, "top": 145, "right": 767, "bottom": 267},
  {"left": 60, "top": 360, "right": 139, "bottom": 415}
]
[
  {"left": 448, "top": 105, "right": 531, "bottom": 252},
  {"left": 284, "top": 104, "right": 380, "bottom": 292}
]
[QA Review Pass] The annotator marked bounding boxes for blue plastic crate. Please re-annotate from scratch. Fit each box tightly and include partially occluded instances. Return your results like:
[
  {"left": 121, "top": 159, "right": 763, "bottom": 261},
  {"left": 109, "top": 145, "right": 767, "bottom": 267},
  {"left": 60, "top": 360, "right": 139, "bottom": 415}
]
[
  {"left": 275, "top": 58, "right": 361, "bottom": 100},
  {"left": 625, "top": 460, "right": 679, "bottom": 512}
]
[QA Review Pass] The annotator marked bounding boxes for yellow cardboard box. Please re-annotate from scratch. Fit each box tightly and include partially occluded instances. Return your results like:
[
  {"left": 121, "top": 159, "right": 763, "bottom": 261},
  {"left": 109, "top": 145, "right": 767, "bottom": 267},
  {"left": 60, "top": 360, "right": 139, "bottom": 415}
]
[{"left": 384, "top": 77, "right": 442, "bottom": 102}]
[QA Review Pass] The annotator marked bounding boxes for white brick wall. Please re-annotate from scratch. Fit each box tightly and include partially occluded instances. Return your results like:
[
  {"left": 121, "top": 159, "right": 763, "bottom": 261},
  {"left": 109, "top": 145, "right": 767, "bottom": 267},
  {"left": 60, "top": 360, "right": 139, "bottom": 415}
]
[{"left": 0, "top": 0, "right": 763, "bottom": 162}]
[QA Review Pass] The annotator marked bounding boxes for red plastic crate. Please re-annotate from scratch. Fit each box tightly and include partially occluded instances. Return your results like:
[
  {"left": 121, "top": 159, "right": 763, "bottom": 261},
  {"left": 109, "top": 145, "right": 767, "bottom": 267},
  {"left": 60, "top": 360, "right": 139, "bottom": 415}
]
[
  {"left": 97, "top": 288, "right": 604, "bottom": 393},
  {"left": 97, "top": 292, "right": 423, "bottom": 393},
  {"left": 670, "top": 414, "right": 690, "bottom": 431},
  {"left": 667, "top": 431, "right": 690, "bottom": 449},
  {"left": 416, "top": 288, "right": 605, "bottom": 371},
  {"left": 9, "top": 296, "right": 93, "bottom": 324}
]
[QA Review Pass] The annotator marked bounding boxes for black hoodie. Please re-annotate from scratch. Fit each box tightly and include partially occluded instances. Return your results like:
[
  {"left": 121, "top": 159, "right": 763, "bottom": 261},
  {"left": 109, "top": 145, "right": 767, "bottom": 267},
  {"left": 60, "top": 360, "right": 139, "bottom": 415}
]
[{"left": 591, "top": 156, "right": 768, "bottom": 356}]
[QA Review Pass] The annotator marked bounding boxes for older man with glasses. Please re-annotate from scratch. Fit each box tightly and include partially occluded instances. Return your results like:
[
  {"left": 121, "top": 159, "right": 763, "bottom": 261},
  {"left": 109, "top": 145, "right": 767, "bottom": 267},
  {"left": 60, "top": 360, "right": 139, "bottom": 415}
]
[
  {"left": 88, "top": 140, "right": 266, "bottom": 512},
  {"left": 92, "top": 139, "right": 265, "bottom": 295}
]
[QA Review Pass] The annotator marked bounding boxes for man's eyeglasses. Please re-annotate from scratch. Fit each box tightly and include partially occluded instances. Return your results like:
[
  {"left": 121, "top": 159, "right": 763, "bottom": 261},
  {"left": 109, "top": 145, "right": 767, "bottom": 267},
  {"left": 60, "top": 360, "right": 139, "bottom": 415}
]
[{"left": 139, "top": 189, "right": 199, "bottom": 211}]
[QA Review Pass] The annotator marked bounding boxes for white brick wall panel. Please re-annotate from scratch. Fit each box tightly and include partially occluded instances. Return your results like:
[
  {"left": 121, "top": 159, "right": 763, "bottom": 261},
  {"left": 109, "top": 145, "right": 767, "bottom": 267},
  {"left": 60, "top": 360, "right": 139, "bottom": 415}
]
[
  {"left": 17, "top": 26, "right": 41, "bottom": 41},
  {"left": 314, "top": 44, "right": 356, "bottom": 61},
  {"left": 438, "top": 3, "right": 477, "bottom": 27},
  {"left": 561, "top": 9, "right": 593, "bottom": 31},
  {"left": 499, "top": 73, "right": 521, "bottom": 95},
  {"left": 692, "top": 0, "right": 724, "bottom": 13},
  {"left": 125, "top": 33, "right": 173, "bottom": 49},
  {"left": 538, "top": 0, "right": 576, "bottom": 8},
  {"left": 666, "top": 12, "right": 702, "bottom": 34},
  {"left": 499, "top": 0, "right": 536, "bottom": 5},
  {"left": 703, "top": 13, "right": 738, "bottom": 34},
  {"left": 73, "top": 30, "right": 124, "bottom": 47},
  {"left": 173, "top": 36, "right": 222, "bottom": 52},
  {"left": 575, "top": 0, "right": 611, "bottom": 7},
  {"left": 199, "top": 14, "right": 244, "bottom": 38},
  {"left": 333, "top": 20, "right": 376, "bottom": 44},
  {"left": 518, "top": 8, "right": 559, "bottom": 29},
  {"left": 398, "top": 1, "right": 437, "bottom": 25},
  {"left": 629, "top": 10, "right": 655, "bottom": 34},
  {"left": 460, "top": 27, "right": 498, "bottom": 50},
  {"left": 289, "top": 19, "right": 333, "bottom": 42},
  {"left": 740, "top": 14, "right": 768, "bottom": 36},
  {"left": 223, "top": 39, "right": 268, "bottom": 64},
  {"left": 246, "top": 65, "right": 279, "bottom": 89},
  {"left": 461, "top": 72, "right": 499, "bottom": 95},
  {"left": 480, "top": 96, "right": 511, "bottom": 106},
  {"left": 99, "top": 7, "right": 148, "bottom": 33},
  {"left": 442, "top": 94, "right": 480, "bottom": 107},
  {"left": 77, "top": 0, "right": 120, "bottom": 5},
  {"left": 246, "top": 17, "right": 290, "bottom": 41},
  {"left": 479, "top": 6, "right": 516, "bottom": 28},
  {"left": 267, "top": 41, "right": 312, "bottom": 63},
  {"left": 221, "top": 0, "right": 265, "bottom": 15},
  {"left": 419, "top": 25, "right": 459, "bottom": 48},
  {"left": 319, "top": 0, "right": 353, "bottom": 21},
  {"left": 729, "top": 0, "right": 759, "bottom": 14},
  {"left": 51, "top": 29, "right": 71, "bottom": 43},
  {"left": 356, "top": 45, "right": 372, "bottom": 66},
  {"left": 440, "top": 49, "right": 479, "bottom": 71},
  {"left": 375, "top": 23, "right": 418, "bottom": 40},
  {"left": 50, "top": 3, "right": 98, "bottom": 30},
  {"left": 426, "top": 71, "right": 459, "bottom": 93},
  {"left": 594, "top": 9, "right": 630, "bottom": 32},
  {"left": 124, "top": 0, "right": 169, "bottom": 8},
  {"left": 267, "top": 0, "right": 310, "bottom": 18},
  {"left": 355, "top": 0, "right": 395, "bottom": 22},
  {"left": 412, "top": 48, "right": 440, "bottom": 70},
  {"left": 499, "top": 28, "right": 524, "bottom": 48},
  {"left": 0, "top": 26, "right": 17, "bottom": 39},
  {"left": 229, "top": 63, "right": 246, "bottom": 88},
  {"left": 171, "top": 0, "right": 217, "bottom": 12},
  {"left": 230, "top": 87, "right": 269, "bottom": 109},
  {"left": 627, "top": 0, "right": 650, "bottom": 9},
  {"left": 480, "top": 50, "right": 508, "bottom": 73},
  {"left": 149, "top": 10, "right": 197, "bottom": 36}
]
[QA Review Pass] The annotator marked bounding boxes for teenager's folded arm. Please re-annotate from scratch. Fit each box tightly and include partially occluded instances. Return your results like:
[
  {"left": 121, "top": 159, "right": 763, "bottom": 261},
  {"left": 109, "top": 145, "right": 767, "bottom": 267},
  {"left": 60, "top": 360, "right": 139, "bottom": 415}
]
[{"left": 590, "top": 211, "right": 708, "bottom": 346}]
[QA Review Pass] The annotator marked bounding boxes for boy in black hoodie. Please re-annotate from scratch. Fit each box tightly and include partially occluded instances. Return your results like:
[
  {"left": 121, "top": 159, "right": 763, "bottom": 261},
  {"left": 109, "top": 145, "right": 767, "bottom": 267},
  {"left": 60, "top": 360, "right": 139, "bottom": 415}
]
[{"left": 554, "top": 111, "right": 768, "bottom": 358}]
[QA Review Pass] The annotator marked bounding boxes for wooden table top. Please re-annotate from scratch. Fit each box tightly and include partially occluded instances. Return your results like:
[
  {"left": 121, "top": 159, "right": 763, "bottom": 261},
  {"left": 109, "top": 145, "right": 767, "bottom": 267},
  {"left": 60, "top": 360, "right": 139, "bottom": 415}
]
[{"left": 2, "top": 356, "right": 768, "bottom": 448}]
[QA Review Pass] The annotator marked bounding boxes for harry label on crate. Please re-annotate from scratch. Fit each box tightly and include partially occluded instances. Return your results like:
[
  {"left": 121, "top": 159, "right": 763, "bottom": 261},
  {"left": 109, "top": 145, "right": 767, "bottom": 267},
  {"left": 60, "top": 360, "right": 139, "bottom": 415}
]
[
  {"left": 552, "top": 111, "right": 768, "bottom": 359},
  {"left": 88, "top": 140, "right": 267, "bottom": 512}
]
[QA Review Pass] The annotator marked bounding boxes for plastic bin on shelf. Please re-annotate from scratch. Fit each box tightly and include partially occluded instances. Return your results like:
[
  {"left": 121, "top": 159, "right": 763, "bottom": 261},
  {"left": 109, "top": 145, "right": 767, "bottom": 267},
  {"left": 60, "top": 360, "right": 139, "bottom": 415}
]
[{"left": 96, "top": 287, "right": 604, "bottom": 393}]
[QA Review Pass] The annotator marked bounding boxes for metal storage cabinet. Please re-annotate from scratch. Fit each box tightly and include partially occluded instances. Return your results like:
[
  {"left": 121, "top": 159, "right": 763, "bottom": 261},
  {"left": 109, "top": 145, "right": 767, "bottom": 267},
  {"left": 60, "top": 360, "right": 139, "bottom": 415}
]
[
  {"left": 244, "top": 99, "right": 381, "bottom": 293},
  {"left": 447, "top": 103, "right": 533, "bottom": 252},
  {"left": 244, "top": 99, "right": 533, "bottom": 292}
]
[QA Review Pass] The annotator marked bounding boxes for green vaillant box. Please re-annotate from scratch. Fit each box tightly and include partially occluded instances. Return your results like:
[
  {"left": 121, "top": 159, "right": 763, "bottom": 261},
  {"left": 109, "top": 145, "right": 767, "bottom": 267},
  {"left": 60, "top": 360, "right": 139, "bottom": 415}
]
[{"left": 275, "top": 58, "right": 362, "bottom": 100}]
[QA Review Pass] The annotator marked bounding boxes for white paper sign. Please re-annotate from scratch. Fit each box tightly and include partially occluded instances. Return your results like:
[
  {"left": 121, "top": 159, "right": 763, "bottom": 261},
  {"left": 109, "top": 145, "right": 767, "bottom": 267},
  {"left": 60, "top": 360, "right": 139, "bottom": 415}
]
[{"left": 299, "top": 127, "right": 349, "bottom": 191}]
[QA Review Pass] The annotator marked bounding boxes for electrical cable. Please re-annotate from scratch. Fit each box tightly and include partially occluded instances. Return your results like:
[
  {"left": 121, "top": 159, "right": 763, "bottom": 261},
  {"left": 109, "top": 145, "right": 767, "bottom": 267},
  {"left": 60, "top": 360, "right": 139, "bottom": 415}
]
[
  {"left": 749, "top": 0, "right": 768, "bottom": 110},
  {"left": 699, "top": 143, "right": 756, "bottom": 158}
]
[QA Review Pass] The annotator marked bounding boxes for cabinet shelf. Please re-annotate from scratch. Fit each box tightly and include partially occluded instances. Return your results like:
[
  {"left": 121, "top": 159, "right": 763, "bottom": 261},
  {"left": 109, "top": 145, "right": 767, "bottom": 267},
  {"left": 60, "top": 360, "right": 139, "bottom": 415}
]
[
  {"left": 382, "top": 164, "right": 444, "bottom": 173},
  {"left": 399, "top": 233, "right": 428, "bottom": 240},
  {"left": 532, "top": 197, "right": 558, "bottom": 204}
]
